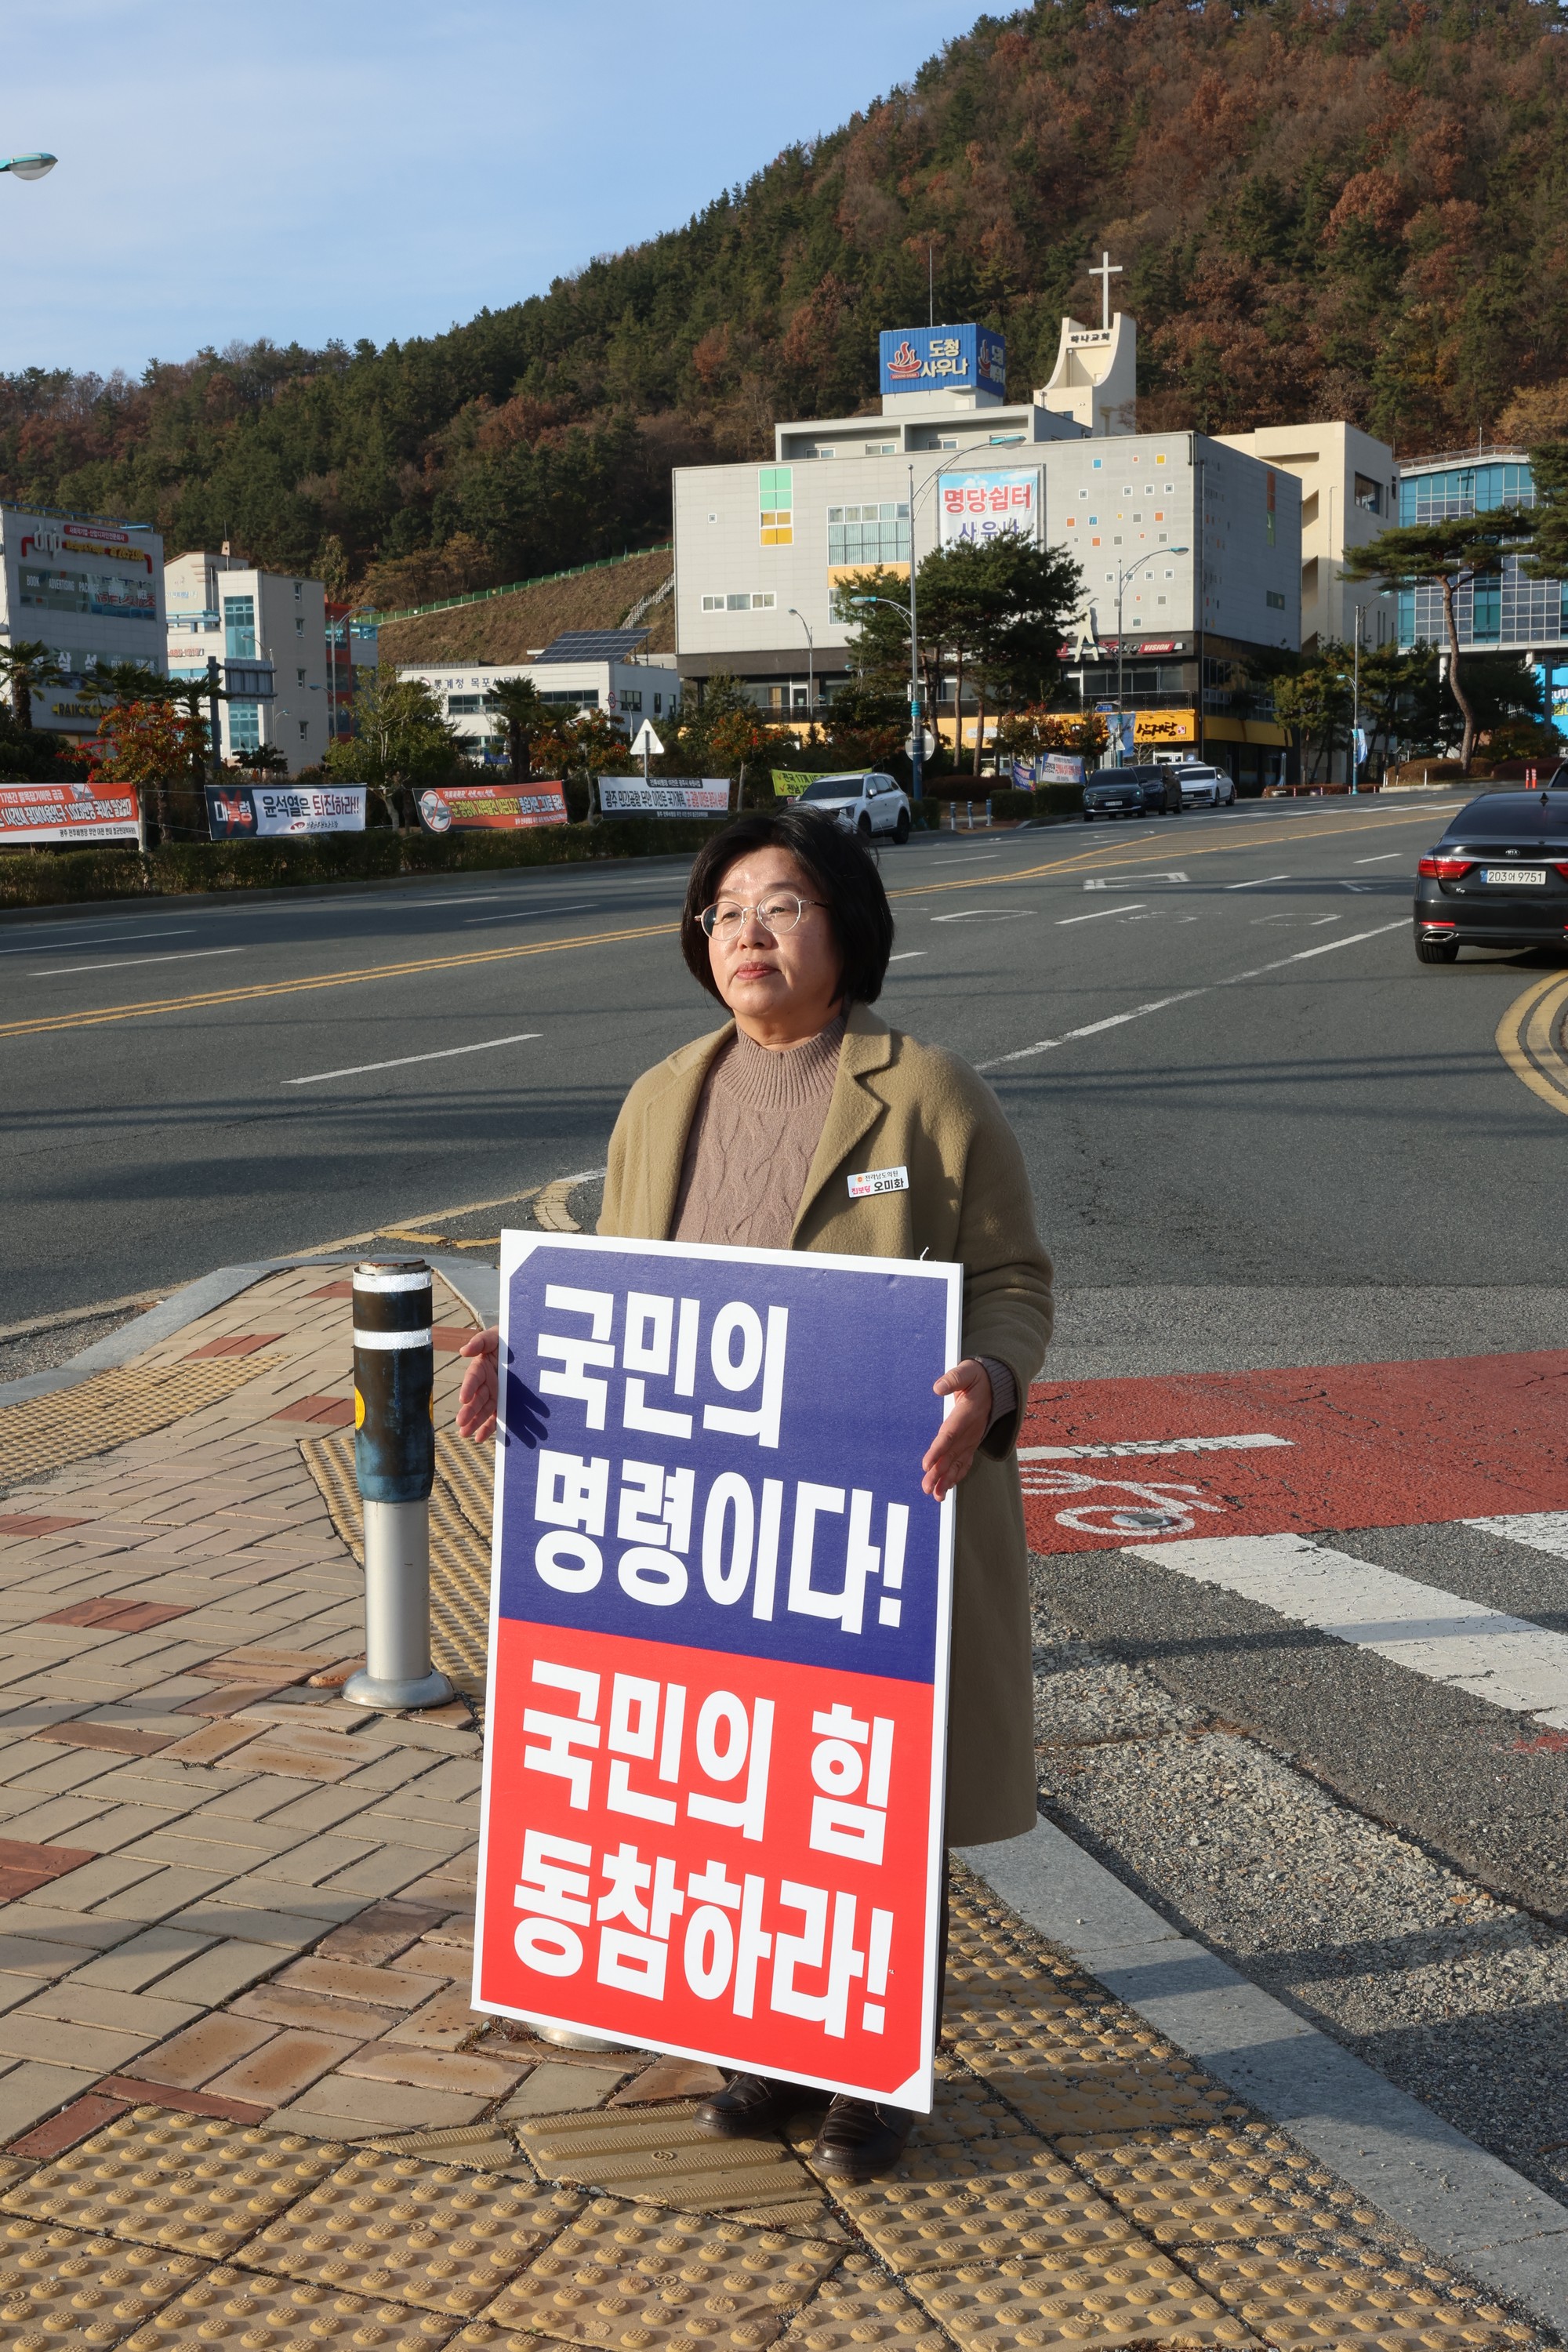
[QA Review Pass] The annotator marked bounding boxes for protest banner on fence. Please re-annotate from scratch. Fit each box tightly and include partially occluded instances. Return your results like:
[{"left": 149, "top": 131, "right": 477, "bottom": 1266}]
[
  {"left": 0, "top": 781, "right": 140, "bottom": 848},
  {"left": 206, "top": 783, "right": 367, "bottom": 840},
  {"left": 417, "top": 782, "right": 567, "bottom": 833},
  {"left": 597, "top": 779, "right": 729, "bottom": 817},
  {"left": 474, "top": 1231, "right": 961, "bottom": 2108},
  {"left": 770, "top": 771, "right": 814, "bottom": 799},
  {"left": 1038, "top": 753, "right": 1085, "bottom": 786}
]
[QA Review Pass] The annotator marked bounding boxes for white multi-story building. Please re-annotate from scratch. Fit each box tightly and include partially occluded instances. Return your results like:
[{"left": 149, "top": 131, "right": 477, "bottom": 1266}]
[
  {"left": 400, "top": 631, "right": 681, "bottom": 759},
  {"left": 165, "top": 552, "right": 330, "bottom": 774},
  {"left": 673, "top": 319, "right": 1301, "bottom": 781},
  {"left": 1215, "top": 423, "right": 1397, "bottom": 652},
  {"left": 0, "top": 506, "right": 166, "bottom": 739}
]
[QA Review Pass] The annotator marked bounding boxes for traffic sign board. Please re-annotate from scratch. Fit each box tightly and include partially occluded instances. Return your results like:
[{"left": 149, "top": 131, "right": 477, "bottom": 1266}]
[{"left": 629, "top": 721, "right": 665, "bottom": 759}]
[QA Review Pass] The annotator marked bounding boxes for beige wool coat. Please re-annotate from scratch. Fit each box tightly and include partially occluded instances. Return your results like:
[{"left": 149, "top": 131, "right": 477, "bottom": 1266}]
[{"left": 599, "top": 1000, "right": 1054, "bottom": 1846}]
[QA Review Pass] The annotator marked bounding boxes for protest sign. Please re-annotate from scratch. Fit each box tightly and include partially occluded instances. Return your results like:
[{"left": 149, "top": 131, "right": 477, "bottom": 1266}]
[
  {"left": 597, "top": 779, "right": 729, "bottom": 817},
  {"left": 206, "top": 783, "right": 366, "bottom": 839},
  {"left": 417, "top": 782, "right": 567, "bottom": 832},
  {"left": 474, "top": 1231, "right": 960, "bottom": 2109},
  {"left": 770, "top": 771, "right": 814, "bottom": 799},
  {"left": 1039, "top": 753, "right": 1085, "bottom": 786},
  {"left": 0, "top": 781, "right": 139, "bottom": 847}
]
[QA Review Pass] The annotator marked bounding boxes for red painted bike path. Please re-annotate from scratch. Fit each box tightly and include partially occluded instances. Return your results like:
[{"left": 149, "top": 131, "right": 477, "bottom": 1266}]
[{"left": 1018, "top": 1350, "right": 1568, "bottom": 1552}]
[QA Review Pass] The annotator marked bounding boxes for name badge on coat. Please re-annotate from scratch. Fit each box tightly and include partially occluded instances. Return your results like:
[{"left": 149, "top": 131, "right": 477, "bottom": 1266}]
[{"left": 848, "top": 1165, "right": 909, "bottom": 1198}]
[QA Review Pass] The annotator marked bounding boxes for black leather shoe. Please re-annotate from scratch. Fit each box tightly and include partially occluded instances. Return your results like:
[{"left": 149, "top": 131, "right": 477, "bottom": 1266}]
[
  {"left": 809, "top": 2094, "right": 916, "bottom": 2181},
  {"left": 693, "top": 2071, "right": 830, "bottom": 2139}
]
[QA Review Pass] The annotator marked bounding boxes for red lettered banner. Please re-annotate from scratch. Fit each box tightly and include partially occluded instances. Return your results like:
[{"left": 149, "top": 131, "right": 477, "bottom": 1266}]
[
  {"left": 0, "top": 782, "right": 139, "bottom": 846},
  {"left": 473, "top": 1232, "right": 962, "bottom": 2109}
]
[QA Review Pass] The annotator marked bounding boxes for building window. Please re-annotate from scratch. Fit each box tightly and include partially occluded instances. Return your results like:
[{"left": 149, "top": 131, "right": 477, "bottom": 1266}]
[
  {"left": 826, "top": 502, "right": 911, "bottom": 568},
  {"left": 1354, "top": 475, "right": 1383, "bottom": 514},
  {"left": 299, "top": 720, "right": 309, "bottom": 741},
  {"left": 295, "top": 616, "right": 305, "bottom": 636},
  {"left": 654, "top": 693, "right": 662, "bottom": 713},
  {"left": 294, "top": 581, "right": 302, "bottom": 600},
  {"left": 448, "top": 695, "right": 488, "bottom": 713},
  {"left": 702, "top": 593, "right": 776, "bottom": 612},
  {"left": 296, "top": 667, "right": 306, "bottom": 685},
  {"left": 1266, "top": 590, "right": 1287, "bottom": 610},
  {"left": 228, "top": 700, "right": 260, "bottom": 751},
  {"left": 760, "top": 465, "right": 793, "bottom": 546},
  {"left": 621, "top": 690, "right": 643, "bottom": 712},
  {"left": 223, "top": 596, "right": 256, "bottom": 659},
  {"left": 1471, "top": 579, "right": 1501, "bottom": 639}
]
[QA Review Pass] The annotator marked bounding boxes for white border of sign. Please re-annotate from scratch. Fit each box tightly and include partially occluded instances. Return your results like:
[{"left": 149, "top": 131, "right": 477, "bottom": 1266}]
[{"left": 470, "top": 1227, "right": 963, "bottom": 2109}]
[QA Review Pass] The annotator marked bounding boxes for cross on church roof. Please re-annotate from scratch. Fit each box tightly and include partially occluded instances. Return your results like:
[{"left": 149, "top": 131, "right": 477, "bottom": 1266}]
[{"left": 1087, "top": 249, "right": 1122, "bottom": 332}]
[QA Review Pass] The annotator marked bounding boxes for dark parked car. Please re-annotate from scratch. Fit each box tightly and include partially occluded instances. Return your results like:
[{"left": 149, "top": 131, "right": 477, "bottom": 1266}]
[
  {"left": 1083, "top": 764, "right": 1181, "bottom": 820},
  {"left": 1414, "top": 788, "right": 1568, "bottom": 962}
]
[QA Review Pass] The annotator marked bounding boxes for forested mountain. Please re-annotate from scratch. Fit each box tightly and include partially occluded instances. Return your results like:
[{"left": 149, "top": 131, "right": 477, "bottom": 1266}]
[{"left": 5, "top": 0, "right": 1566, "bottom": 605}]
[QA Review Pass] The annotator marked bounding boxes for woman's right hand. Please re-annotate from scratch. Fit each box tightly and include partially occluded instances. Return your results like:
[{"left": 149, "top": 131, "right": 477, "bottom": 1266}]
[{"left": 456, "top": 1327, "right": 500, "bottom": 1443}]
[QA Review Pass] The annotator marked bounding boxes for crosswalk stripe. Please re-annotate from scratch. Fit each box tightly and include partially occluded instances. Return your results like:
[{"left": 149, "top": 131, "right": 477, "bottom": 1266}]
[{"left": 1123, "top": 1528, "right": 1568, "bottom": 1722}]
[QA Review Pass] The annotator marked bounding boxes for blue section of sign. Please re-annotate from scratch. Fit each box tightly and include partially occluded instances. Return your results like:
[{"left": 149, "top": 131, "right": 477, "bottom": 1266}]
[
  {"left": 879, "top": 325, "right": 1006, "bottom": 401},
  {"left": 496, "top": 1240, "right": 954, "bottom": 1687}
]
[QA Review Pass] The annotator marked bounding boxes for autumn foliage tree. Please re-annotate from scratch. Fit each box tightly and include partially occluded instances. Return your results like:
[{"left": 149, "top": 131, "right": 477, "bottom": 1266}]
[{"left": 79, "top": 700, "right": 205, "bottom": 844}]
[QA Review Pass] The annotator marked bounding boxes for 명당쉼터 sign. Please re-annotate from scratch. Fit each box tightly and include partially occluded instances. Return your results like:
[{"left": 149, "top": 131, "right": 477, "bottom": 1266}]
[{"left": 474, "top": 1231, "right": 961, "bottom": 2109}]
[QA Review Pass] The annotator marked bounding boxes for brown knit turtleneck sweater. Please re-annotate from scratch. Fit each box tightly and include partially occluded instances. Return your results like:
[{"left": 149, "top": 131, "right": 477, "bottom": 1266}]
[
  {"left": 672, "top": 1017, "right": 845, "bottom": 1250},
  {"left": 670, "top": 1014, "right": 1015, "bottom": 1432}
]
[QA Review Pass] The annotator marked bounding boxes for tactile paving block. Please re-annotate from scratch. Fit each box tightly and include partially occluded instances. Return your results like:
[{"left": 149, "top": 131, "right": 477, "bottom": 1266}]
[
  {"left": 906, "top": 2249, "right": 1253, "bottom": 2350},
  {"left": 1058, "top": 2125, "right": 1390, "bottom": 2249},
  {"left": 0, "top": 1356, "right": 283, "bottom": 1486},
  {"left": 776, "top": 2253, "right": 946, "bottom": 2352},
  {"left": 830, "top": 2151, "right": 1143, "bottom": 2275},
  {"left": 477, "top": 2194, "right": 841, "bottom": 2349},
  {"left": 366, "top": 2124, "right": 535, "bottom": 2176},
  {"left": 122, "top": 2263, "right": 460, "bottom": 2348},
  {"left": 518, "top": 2100, "right": 828, "bottom": 2230},
  {"left": 0, "top": 2218, "right": 203, "bottom": 2347},
  {"left": 242, "top": 2147, "right": 583, "bottom": 2315},
  {"left": 0, "top": 2108, "right": 342, "bottom": 2259},
  {"left": 1191, "top": 2243, "right": 1535, "bottom": 2349}
]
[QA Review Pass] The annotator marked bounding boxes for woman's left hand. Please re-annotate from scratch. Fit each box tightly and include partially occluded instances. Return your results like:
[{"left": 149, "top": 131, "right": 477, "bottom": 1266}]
[{"left": 922, "top": 1359, "right": 993, "bottom": 1501}]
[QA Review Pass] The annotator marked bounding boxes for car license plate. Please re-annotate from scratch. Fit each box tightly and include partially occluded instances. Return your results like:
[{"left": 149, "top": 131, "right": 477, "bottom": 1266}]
[{"left": 1483, "top": 867, "right": 1547, "bottom": 885}]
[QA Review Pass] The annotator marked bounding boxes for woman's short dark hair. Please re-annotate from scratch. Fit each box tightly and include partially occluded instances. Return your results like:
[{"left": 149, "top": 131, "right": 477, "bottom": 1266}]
[{"left": 681, "top": 806, "right": 895, "bottom": 1007}]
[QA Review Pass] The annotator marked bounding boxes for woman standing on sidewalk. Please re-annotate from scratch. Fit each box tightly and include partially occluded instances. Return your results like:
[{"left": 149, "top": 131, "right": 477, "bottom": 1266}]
[{"left": 457, "top": 804, "right": 1052, "bottom": 2180}]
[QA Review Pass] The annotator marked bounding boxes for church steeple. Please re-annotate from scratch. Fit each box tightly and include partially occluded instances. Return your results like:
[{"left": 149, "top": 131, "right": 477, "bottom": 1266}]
[{"left": 1036, "top": 252, "right": 1137, "bottom": 436}]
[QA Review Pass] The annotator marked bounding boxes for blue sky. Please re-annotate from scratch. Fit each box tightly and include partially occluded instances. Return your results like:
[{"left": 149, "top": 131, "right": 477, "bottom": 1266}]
[{"left": 2, "top": 1, "right": 991, "bottom": 379}]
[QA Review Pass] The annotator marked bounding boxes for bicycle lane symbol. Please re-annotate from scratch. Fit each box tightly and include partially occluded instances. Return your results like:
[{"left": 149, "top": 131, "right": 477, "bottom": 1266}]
[{"left": 1018, "top": 1465, "right": 1227, "bottom": 1538}]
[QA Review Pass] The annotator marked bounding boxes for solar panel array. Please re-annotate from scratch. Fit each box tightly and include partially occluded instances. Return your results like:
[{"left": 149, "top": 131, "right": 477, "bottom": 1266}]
[{"left": 535, "top": 627, "right": 650, "bottom": 664}]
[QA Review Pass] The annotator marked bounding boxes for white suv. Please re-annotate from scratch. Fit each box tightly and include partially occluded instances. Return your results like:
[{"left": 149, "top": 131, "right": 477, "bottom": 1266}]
[
  {"left": 1165, "top": 760, "right": 1236, "bottom": 808},
  {"left": 794, "top": 771, "right": 912, "bottom": 840}
]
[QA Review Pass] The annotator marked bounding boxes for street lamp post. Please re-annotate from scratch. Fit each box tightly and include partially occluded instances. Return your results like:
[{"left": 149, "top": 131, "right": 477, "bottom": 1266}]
[
  {"left": 1113, "top": 547, "right": 1187, "bottom": 766},
  {"left": 0, "top": 154, "right": 56, "bottom": 182},
  {"left": 786, "top": 607, "right": 815, "bottom": 737}
]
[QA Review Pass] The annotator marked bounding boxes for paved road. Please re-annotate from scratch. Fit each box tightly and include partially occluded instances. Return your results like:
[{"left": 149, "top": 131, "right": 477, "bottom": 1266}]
[
  {"left": 15, "top": 788, "right": 1568, "bottom": 2218},
  {"left": 5, "top": 789, "right": 1559, "bottom": 1333}
]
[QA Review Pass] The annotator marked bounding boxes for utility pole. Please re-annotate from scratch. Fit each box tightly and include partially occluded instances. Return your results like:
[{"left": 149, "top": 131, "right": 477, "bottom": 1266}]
[
  {"left": 1352, "top": 602, "right": 1363, "bottom": 796},
  {"left": 1196, "top": 453, "right": 1207, "bottom": 768},
  {"left": 206, "top": 656, "right": 223, "bottom": 785}
]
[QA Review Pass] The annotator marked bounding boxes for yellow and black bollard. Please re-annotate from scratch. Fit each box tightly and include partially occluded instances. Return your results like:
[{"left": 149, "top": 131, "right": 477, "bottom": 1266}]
[{"left": 343, "top": 1258, "right": 455, "bottom": 1711}]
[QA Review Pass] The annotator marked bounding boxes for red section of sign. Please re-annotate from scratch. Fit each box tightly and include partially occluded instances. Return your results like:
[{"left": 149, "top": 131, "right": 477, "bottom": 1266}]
[
  {"left": 1019, "top": 1351, "right": 1568, "bottom": 1552},
  {"left": 475, "top": 1620, "right": 935, "bottom": 2101}
]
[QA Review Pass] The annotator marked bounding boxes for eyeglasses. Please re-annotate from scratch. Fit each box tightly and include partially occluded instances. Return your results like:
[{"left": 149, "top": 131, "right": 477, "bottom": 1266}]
[{"left": 699, "top": 893, "right": 826, "bottom": 940}]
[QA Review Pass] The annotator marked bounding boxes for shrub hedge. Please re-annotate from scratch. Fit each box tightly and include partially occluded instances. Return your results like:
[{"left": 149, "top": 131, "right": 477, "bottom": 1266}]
[{"left": 0, "top": 816, "right": 733, "bottom": 910}]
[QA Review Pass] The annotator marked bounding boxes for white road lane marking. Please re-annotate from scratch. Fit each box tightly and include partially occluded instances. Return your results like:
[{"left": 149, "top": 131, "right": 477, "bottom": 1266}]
[
  {"left": 1356, "top": 852, "right": 1404, "bottom": 865},
  {"left": 285, "top": 1033, "right": 543, "bottom": 1086},
  {"left": 887, "top": 951, "right": 927, "bottom": 961},
  {"left": 979, "top": 922, "right": 1406, "bottom": 1071},
  {"left": 1225, "top": 873, "right": 1290, "bottom": 890},
  {"left": 0, "top": 926, "right": 195, "bottom": 956},
  {"left": 927, "top": 851, "right": 1004, "bottom": 862},
  {"left": 1309, "top": 915, "right": 1340, "bottom": 926},
  {"left": 1466, "top": 1512, "right": 1568, "bottom": 1562},
  {"left": 463, "top": 902, "right": 600, "bottom": 924},
  {"left": 31, "top": 947, "right": 243, "bottom": 978},
  {"left": 931, "top": 908, "right": 1033, "bottom": 922},
  {"left": 1125, "top": 1530, "right": 1568, "bottom": 1719},
  {"left": 1057, "top": 903, "right": 1146, "bottom": 925},
  {"left": 1084, "top": 873, "right": 1186, "bottom": 889},
  {"left": 1022, "top": 1433, "right": 1292, "bottom": 1461}
]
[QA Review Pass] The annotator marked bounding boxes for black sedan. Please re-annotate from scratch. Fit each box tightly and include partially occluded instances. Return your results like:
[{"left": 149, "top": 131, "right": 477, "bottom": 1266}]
[
  {"left": 1083, "top": 764, "right": 1181, "bottom": 820},
  {"left": 1414, "top": 789, "right": 1568, "bottom": 962}
]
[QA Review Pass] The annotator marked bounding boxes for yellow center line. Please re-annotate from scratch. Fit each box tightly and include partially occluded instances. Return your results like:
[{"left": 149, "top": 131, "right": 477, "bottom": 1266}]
[
  {"left": 1496, "top": 970, "right": 1568, "bottom": 1115},
  {"left": 1, "top": 801, "right": 1444, "bottom": 1044}
]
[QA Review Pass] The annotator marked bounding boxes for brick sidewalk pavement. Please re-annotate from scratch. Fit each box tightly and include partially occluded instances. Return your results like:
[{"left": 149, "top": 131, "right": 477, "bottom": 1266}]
[{"left": 0, "top": 1268, "right": 1546, "bottom": 2350}]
